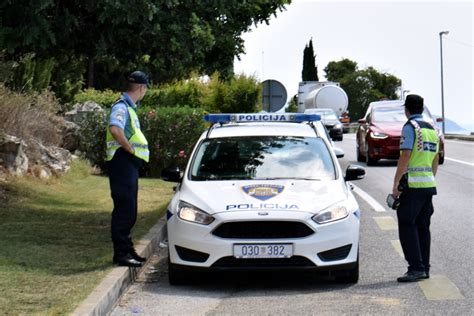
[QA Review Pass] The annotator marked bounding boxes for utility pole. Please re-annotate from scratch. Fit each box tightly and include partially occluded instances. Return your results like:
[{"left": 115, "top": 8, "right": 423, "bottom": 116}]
[{"left": 439, "top": 30, "right": 449, "bottom": 135}]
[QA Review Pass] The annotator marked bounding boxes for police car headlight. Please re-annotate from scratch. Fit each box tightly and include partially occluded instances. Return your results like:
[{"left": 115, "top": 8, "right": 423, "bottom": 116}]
[
  {"left": 178, "top": 201, "right": 214, "bottom": 225},
  {"left": 370, "top": 131, "right": 388, "bottom": 139},
  {"left": 334, "top": 123, "right": 342, "bottom": 129},
  {"left": 312, "top": 206, "right": 349, "bottom": 224}
]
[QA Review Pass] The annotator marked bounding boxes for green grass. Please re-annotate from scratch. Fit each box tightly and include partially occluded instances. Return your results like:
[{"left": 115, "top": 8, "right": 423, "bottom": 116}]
[{"left": 0, "top": 160, "right": 174, "bottom": 315}]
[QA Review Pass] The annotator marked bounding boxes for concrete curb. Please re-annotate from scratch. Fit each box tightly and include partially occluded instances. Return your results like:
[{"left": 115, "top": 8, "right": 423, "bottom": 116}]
[
  {"left": 445, "top": 134, "right": 474, "bottom": 142},
  {"left": 72, "top": 217, "right": 167, "bottom": 316}
]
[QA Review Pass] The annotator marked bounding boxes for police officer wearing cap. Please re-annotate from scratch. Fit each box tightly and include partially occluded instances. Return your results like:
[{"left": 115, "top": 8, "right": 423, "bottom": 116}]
[
  {"left": 106, "top": 71, "right": 150, "bottom": 267},
  {"left": 392, "top": 94, "right": 439, "bottom": 282}
]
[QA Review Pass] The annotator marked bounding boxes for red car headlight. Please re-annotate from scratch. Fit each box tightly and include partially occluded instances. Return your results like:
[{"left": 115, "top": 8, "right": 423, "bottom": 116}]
[{"left": 370, "top": 131, "right": 388, "bottom": 139}]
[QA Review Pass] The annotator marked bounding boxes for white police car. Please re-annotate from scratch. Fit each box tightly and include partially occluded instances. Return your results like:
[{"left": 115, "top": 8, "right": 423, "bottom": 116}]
[{"left": 161, "top": 113, "right": 365, "bottom": 285}]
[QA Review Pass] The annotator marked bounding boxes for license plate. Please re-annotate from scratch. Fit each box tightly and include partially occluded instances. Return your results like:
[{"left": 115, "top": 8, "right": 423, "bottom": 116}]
[{"left": 233, "top": 244, "right": 293, "bottom": 259}]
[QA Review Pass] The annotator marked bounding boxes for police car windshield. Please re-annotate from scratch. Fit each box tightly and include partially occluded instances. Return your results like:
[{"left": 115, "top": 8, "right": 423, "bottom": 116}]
[{"left": 190, "top": 136, "right": 335, "bottom": 181}]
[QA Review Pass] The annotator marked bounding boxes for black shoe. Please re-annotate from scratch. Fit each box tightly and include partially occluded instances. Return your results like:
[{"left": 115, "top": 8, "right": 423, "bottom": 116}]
[
  {"left": 113, "top": 254, "right": 143, "bottom": 267},
  {"left": 421, "top": 271, "right": 430, "bottom": 279},
  {"left": 397, "top": 271, "right": 427, "bottom": 282},
  {"left": 129, "top": 249, "right": 147, "bottom": 263}
]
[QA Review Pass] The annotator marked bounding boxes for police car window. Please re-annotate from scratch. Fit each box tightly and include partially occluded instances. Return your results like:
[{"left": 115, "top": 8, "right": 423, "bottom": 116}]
[{"left": 191, "top": 136, "right": 335, "bottom": 181}]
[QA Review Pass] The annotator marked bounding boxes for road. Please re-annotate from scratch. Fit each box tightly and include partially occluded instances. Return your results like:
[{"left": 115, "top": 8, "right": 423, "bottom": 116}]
[{"left": 112, "top": 135, "right": 473, "bottom": 315}]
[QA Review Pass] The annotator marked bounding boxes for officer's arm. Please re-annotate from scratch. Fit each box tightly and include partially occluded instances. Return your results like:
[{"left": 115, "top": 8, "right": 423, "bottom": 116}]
[
  {"left": 109, "top": 126, "right": 135, "bottom": 154},
  {"left": 393, "top": 150, "right": 411, "bottom": 198},
  {"left": 432, "top": 153, "right": 439, "bottom": 176}
]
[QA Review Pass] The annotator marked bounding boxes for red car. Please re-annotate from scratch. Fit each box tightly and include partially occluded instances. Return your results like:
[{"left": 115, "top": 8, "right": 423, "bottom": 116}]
[{"left": 356, "top": 101, "right": 445, "bottom": 166}]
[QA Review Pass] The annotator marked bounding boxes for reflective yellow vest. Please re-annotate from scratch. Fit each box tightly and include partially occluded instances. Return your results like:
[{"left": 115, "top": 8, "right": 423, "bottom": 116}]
[
  {"left": 404, "top": 120, "right": 439, "bottom": 189},
  {"left": 106, "top": 99, "right": 149, "bottom": 162}
]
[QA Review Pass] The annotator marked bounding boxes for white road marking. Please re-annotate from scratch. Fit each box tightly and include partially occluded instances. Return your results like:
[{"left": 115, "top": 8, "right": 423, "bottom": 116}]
[
  {"left": 445, "top": 157, "right": 474, "bottom": 167},
  {"left": 351, "top": 184, "right": 387, "bottom": 212}
]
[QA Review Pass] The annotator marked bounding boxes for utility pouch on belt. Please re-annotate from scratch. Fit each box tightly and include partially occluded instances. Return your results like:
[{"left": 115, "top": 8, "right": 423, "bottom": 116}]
[{"left": 398, "top": 173, "right": 408, "bottom": 192}]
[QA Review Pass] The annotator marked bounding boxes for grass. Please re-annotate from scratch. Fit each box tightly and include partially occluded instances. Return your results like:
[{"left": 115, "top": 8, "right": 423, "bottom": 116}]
[{"left": 0, "top": 159, "right": 175, "bottom": 315}]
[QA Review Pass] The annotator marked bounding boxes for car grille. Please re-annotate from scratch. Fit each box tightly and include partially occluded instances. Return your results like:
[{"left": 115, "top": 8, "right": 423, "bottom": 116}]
[
  {"left": 317, "top": 244, "right": 352, "bottom": 261},
  {"left": 212, "top": 256, "right": 315, "bottom": 268},
  {"left": 212, "top": 221, "right": 314, "bottom": 239}
]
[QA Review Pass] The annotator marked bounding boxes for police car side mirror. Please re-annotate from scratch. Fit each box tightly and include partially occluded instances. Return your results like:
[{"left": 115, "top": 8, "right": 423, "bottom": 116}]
[
  {"left": 333, "top": 147, "right": 345, "bottom": 158},
  {"left": 345, "top": 165, "right": 365, "bottom": 181},
  {"left": 161, "top": 166, "right": 182, "bottom": 182}
]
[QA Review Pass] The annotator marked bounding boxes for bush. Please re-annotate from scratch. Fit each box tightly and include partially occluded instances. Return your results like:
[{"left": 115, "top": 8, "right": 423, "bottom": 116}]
[
  {"left": 6, "top": 54, "right": 56, "bottom": 93},
  {"left": 76, "top": 106, "right": 206, "bottom": 177},
  {"left": 0, "top": 84, "right": 62, "bottom": 164},
  {"left": 73, "top": 73, "right": 262, "bottom": 113},
  {"left": 51, "top": 56, "right": 85, "bottom": 106},
  {"left": 142, "top": 77, "right": 207, "bottom": 108},
  {"left": 140, "top": 106, "right": 206, "bottom": 176},
  {"left": 204, "top": 73, "right": 262, "bottom": 113},
  {"left": 77, "top": 110, "right": 108, "bottom": 170}
]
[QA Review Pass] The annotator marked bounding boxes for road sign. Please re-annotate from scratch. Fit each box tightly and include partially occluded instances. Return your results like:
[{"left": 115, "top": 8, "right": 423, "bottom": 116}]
[{"left": 262, "top": 80, "right": 287, "bottom": 112}]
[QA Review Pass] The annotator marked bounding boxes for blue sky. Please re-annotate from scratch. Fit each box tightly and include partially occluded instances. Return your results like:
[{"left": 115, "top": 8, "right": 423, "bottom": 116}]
[{"left": 234, "top": 0, "right": 473, "bottom": 130}]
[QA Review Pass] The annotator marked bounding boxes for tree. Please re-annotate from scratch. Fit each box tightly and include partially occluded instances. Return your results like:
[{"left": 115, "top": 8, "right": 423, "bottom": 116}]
[
  {"left": 302, "top": 39, "right": 318, "bottom": 81},
  {"left": 324, "top": 58, "right": 357, "bottom": 82},
  {"left": 323, "top": 58, "right": 401, "bottom": 121},
  {"left": 1, "top": 0, "right": 291, "bottom": 93}
]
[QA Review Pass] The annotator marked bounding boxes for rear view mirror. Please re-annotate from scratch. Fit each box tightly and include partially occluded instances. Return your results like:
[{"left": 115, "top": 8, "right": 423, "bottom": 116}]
[
  {"left": 333, "top": 147, "right": 345, "bottom": 158},
  {"left": 161, "top": 166, "right": 183, "bottom": 182},
  {"left": 345, "top": 165, "right": 365, "bottom": 181}
]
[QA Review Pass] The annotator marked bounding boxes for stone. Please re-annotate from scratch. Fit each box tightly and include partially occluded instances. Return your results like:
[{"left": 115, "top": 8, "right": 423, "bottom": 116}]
[
  {"left": 65, "top": 101, "right": 104, "bottom": 123},
  {"left": 0, "top": 133, "right": 29, "bottom": 176},
  {"left": 38, "top": 143, "right": 72, "bottom": 174}
]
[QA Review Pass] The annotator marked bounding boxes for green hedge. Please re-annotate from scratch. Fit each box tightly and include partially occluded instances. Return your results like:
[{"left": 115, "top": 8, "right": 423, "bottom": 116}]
[
  {"left": 73, "top": 73, "right": 262, "bottom": 112},
  {"left": 140, "top": 107, "right": 206, "bottom": 176},
  {"left": 77, "top": 106, "right": 206, "bottom": 177}
]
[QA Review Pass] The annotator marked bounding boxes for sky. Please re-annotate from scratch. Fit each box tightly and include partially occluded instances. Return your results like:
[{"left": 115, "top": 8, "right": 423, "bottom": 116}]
[{"left": 233, "top": 0, "right": 473, "bottom": 130}]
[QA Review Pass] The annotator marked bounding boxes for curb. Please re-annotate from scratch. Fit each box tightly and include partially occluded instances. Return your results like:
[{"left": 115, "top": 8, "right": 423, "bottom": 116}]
[{"left": 72, "top": 217, "right": 167, "bottom": 316}]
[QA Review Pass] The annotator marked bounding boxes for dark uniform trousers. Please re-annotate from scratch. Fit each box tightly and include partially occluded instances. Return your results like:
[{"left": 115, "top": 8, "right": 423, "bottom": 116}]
[
  {"left": 396, "top": 189, "right": 435, "bottom": 273},
  {"left": 108, "top": 148, "right": 142, "bottom": 256}
]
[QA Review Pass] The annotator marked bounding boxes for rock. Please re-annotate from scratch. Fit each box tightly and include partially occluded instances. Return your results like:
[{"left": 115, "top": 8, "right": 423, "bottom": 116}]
[
  {"left": 61, "top": 120, "right": 80, "bottom": 152},
  {"left": 31, "top": 165, "right": 53, "bottom": 179},
  {"left": 65, "top": 101, "right": 104, "bottom": 123},
  {"left": 0, "top": 133, "right": 29, "bottom": 176},
  {"left": 38, "top": 143, "right": 72, "bottom": 174}
]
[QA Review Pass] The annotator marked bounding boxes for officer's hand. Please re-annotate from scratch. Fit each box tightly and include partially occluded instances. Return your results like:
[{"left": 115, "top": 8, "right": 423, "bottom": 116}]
[{"left": 392, "top": 186, "right": 401, "bottom": 199}]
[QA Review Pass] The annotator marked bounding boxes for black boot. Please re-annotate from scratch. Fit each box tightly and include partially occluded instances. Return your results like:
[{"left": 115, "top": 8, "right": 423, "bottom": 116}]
[
  {"left": 129, "top": 249, "right": 147, "bottom": 263},
  {"left": 113, "top": 253, "right": 143, "bottom": 267},
  {"left": 397, "top": 270, "right": 427, "bottom": 282}
]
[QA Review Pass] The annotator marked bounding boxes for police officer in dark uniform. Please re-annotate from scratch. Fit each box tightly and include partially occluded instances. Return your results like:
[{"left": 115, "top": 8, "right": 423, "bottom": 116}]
[
  {"left": 392, "top": 94, "right": 439, "bottom": 282},
  {"left": 106, "top": 71, "right": 150, "bottom": 267}
]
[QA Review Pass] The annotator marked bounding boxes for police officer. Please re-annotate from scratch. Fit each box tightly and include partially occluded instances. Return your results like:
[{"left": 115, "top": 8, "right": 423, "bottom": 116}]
[
  {"left": 392, "top": 94, "right": 439, "bottom": 282},
  {"left": 106, "top": 71, "right": 150, "bottom": 267}
]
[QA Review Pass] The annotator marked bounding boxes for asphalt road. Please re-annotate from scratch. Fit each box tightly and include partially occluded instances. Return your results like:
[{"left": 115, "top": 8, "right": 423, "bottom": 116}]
[{"left": 112, "top": 135, "right": 473, "bottom": 315}]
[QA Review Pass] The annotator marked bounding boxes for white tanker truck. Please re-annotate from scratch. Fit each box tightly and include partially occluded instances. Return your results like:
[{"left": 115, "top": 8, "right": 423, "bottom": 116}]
[
  {"left": 297, "top": 81, "right": 349, "bottom": 141},
  {"left": 297, "top": 81, "right": 348, "bottom": 116}
]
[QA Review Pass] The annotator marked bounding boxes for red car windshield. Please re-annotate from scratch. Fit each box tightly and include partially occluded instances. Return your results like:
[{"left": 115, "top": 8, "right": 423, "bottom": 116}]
[{"left": 372, "top": 106, "right": 434, "bottom": 123}]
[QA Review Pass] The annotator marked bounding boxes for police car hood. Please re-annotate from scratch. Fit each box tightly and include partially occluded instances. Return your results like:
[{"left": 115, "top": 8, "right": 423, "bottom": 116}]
[{"left": 180, "top": 180, "right": 347, "bottom": 215}]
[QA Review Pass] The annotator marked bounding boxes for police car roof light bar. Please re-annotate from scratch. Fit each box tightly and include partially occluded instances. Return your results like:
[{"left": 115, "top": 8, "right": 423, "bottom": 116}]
[{"left": 204, "top": 113, "right": 321, "bottom": 123}]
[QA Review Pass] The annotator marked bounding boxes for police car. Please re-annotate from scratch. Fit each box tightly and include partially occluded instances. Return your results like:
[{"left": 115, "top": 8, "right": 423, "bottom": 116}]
[{"left": 161, "top": 113, "right": 366, "bottom": 285}]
